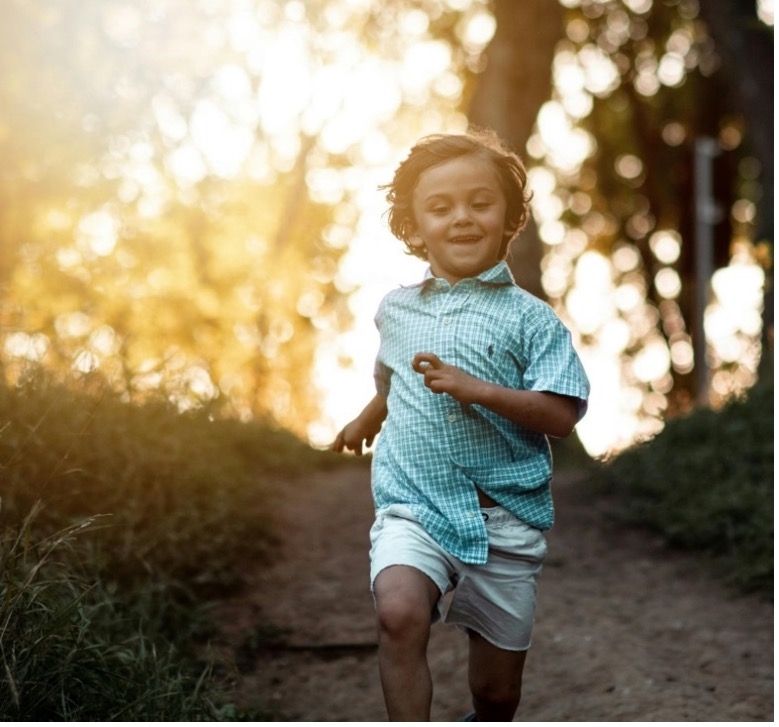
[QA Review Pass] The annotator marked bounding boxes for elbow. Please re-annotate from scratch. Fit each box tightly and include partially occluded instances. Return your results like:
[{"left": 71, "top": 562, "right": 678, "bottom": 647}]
[
  {"left": 548, "top": 399, "right": 580, "bottom": 438},
  {"left": 549, "top": 420, "right": 576, "bottom": 439}
]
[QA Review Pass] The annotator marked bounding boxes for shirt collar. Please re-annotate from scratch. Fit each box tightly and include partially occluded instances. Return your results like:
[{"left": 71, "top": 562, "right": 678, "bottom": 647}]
[{"left": 419, "top": 261, "right": 515, "bottom": 290}]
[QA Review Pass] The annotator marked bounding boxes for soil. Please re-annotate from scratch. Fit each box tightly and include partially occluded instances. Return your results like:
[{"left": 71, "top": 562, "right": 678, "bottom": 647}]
[{"left": 212, "top": 465, "right": 773, "bottom": 722}]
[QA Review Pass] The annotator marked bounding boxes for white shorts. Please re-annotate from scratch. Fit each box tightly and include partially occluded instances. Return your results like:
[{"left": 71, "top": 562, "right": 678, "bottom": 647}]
[{"left": 369, "top": 505, "right": 547, "bottom": 651}]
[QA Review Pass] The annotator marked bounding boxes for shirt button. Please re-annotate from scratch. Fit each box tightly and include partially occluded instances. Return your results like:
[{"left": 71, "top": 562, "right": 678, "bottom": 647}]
[
  {"left": 443, "top": 316, "right": 452, "bottom": 325},
  {"left": 448, "top": 413, "right": 457, "bottom": 422}
]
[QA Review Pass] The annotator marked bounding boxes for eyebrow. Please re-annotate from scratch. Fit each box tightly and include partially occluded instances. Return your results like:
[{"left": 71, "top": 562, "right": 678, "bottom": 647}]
[{"left": 421, "top": 187, "right": 499, "bottom": 202}]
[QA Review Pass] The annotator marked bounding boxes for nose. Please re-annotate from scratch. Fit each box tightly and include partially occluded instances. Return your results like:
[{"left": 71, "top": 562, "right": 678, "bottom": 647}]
[{"left": 452, "top": 204, "right": 472, "bottom": 225}]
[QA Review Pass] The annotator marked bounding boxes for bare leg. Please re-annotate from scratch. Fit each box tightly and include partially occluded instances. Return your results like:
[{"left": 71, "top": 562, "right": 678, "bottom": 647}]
[
  {"left": 468, "top": 629, "right": 528, "bottom": 721},
  {"left": 373, "top": 565, "right": 440, "bottom": 721}
]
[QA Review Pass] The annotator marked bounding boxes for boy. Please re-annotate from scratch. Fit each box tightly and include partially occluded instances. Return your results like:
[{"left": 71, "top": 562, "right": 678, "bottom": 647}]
[{"left": 332, "top": 129, "right": 590, "bottom": 721}]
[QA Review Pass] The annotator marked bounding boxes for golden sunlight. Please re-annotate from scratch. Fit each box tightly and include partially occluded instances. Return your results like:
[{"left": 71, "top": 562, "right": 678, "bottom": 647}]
[{"left": 3, "top": 0, "right": 768, "bottom": 460}]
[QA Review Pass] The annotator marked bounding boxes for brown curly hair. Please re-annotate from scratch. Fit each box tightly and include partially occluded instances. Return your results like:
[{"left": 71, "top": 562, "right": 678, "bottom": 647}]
[{"left": 380, "top": 128, "right": 532, "bottom": 261}]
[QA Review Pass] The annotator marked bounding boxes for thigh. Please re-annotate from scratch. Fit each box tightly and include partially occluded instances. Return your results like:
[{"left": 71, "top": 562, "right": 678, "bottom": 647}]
[
  {"left": 369, "top": 508, "right": 457, "bottom": 620},
  {"left": 445, "top": 508, "right": 547, "bottom": 650}
]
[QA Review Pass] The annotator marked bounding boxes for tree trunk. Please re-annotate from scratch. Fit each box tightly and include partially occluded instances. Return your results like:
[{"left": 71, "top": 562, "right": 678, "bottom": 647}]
[
  {"left": 468, "top": 0, "right": 565, "bottom": 299},
  {"left": 696, "top": 0, "right": 774, "bottom": 243},
  {"left": 696, "top": 0, "right": 774, "bottom": 375}
]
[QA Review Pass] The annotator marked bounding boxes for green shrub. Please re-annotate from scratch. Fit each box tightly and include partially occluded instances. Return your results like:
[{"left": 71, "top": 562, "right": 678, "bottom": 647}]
[
  {"left": 0, "top": 376, "right": 342, "bottom": 595},
  {"left": 0, "top": 505, "right": 219, "bottom": 721},
  {"left": 597, "top": 381, "right": 773, "bottom": 596},
  {"left": 0, "top": 374, "right": 351, "bottom": 719}
]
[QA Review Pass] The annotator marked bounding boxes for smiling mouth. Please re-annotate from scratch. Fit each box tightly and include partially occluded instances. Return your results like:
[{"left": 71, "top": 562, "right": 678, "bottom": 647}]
[{"left": 449, "top": 235, "right": 481, "bottom": 243}]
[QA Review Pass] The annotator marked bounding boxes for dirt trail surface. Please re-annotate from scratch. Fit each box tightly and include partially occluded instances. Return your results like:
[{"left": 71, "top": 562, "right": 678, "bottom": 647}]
[{"left": 213, "top": 465, "right": 773, "bottom": 721}]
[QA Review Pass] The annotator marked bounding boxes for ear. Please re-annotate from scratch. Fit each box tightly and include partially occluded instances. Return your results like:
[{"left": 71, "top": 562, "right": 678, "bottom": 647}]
[
  {"left": 406, "top": 220, "right": 425, "bottom": 252},
  {"left": 408, "top": 231, "right": 425, "bottom": 253}
]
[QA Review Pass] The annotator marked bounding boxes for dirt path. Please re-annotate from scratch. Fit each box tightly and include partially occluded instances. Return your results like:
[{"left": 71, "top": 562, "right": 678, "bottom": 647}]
[{"left": 213, "top": 465, "right": 773, "bottom": 721}]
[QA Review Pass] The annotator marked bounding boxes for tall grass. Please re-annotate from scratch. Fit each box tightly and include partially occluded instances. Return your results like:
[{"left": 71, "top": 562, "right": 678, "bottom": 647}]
[
  {"left": 595, "top": 380, "right": 773, "bottom": 596},
  {"left": 0, "top": 375, "right": 343, "bottom": 594},
  {"left": 3, "top": 368, "right": 771, "bottom": 718},
  {"left": 0, "top": 373, "right": 347, "bottom": 719},
  {"left": 0, "top": 503, "right": 220, "bottom": 720}
]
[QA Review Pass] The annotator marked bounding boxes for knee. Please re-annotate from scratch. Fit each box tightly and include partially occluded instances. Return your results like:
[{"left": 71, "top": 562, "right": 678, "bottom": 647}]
[
  {"left": 470, "top": 673, "right": 522, "bottom": 715},
  {"left": 375, "top": 592, "right": 432, "bottom": 642}
]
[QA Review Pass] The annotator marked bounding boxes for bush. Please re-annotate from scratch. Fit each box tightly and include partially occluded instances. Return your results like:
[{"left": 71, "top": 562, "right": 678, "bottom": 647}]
[
  {"left": 0, "top": 506, "right": 219, "bottom": 720},
  {"left": 597, "top": 381, "right": 773, "bottom": 596},
  {"left": 0, "top": 376, "right": 341, "bottom": 595},
  {"left": 0, "top": 374, "right": 348, "bottom": 719}
]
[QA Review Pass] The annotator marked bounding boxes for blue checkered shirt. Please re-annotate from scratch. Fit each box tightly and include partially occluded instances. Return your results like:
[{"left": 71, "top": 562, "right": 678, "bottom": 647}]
[{"left": 371, "top": 261, "right": 590, "bottom": 564}]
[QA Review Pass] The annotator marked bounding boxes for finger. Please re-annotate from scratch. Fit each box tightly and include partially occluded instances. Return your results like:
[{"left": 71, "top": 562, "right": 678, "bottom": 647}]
[
  {"left": 412, "top": 352, "right": 443, "bottom": 372},
  {"left": 425, "top": 378, "right": 445, "bottom": 394},
  {"left": 331, "top": 431, "right": 344, "bottom": 452}
]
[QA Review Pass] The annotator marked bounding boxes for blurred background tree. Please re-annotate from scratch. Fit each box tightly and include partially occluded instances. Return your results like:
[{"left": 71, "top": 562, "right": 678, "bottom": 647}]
[
  {"left": 0, "top": 0, "right": 771, "bottom": 453},
  {"left": 465, "top": 0, "right": 772, "bottom": 451},
  {"left": 0, "top": 0, "right": 351, "bottom": 427},
  {"left": 0, "top": 0, "right": 491, "bottom": 435}
]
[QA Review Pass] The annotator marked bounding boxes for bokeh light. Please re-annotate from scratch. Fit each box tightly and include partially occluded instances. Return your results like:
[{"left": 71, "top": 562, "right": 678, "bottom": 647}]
[{"left": 1, "top": 0, "right": 769, "bottom": 460}]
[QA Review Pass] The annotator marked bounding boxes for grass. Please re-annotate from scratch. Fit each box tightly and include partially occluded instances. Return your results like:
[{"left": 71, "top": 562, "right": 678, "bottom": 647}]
[
  {"left": 592, "top": 379, "right": 773, "bottom": 597},
  {"left": 0, "top": 369, "right": 772, "bottom": 718},
  {"left": 0, "top": 373, "right": 348, "bottom": 720},
  {"left": 0, "top": 504, "right": 219, "bottom": 720},
  {"left": 0, "top": 375, "right": 345, "bottom": 594}
]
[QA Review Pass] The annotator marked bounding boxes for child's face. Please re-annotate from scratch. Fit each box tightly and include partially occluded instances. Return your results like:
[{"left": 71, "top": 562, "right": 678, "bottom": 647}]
[{"left": 407, "top": 153, "right": 509, "bottom": 285}]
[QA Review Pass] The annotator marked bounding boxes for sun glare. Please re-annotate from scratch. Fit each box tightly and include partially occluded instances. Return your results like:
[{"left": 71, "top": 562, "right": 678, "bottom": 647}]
[
  {"left": 6, "top": 0, "right": 767, "bottom": 460},
  {"left": 757, "top": 0, "right": 774, "bottom": 24}
]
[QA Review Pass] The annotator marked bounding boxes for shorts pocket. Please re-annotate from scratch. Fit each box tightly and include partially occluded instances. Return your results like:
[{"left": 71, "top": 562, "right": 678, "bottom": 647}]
[{"left": 488, "top": 518, "right": 547, "bottom": 562}]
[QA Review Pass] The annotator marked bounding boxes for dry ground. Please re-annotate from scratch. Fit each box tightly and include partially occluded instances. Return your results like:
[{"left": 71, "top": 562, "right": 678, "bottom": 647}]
[{"left": 212, "top": 465, "right": 773, "bottom": 722}]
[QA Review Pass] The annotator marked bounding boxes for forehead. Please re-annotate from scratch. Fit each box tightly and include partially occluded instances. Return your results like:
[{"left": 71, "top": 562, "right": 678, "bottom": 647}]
[{"left": 412, "top": 153, "right": 503, "bottom": 199}]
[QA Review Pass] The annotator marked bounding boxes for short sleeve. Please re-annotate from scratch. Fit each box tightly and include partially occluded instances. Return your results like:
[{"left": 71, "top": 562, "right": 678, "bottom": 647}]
[
  {"left": 374, "top": 359, "right": 391, "bottom": 397},
  {"left": 523, "top": 309, "right": 590, "bottom": 421},
  {"left": 373, "top": 298, "right": 391, "bottom": 397}
]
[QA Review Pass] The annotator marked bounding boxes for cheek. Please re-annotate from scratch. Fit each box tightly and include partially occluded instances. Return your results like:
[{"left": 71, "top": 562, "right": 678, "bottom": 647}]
[{"left": 416, "top": 217, "right": 444, "bottom": 239}]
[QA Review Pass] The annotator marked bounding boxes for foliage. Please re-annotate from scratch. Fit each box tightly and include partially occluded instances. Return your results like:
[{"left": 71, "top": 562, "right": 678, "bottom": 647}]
[
  {"left": 0, "top": 374, "right": 343, "bottom": 594},
  {"left": 0, "top": 0, "right": 498, "bottom": 437},
  {"left": 0, "top": 0, "right": 771, "bottom": 456},
  {"left": 595, "top": 380, "right": 773, "bottom": 596},
  {"left": 0, "top": 507, "right": 219, "bottom": 721},
  {"left": 0, "top": 0, "right": 357, "bottom": 434},
  {"left": 0, "top": 374, "right": 348, "bottom": 719},
  {"left": 475, "top": 0, "right": 771, "bottom": 457}
]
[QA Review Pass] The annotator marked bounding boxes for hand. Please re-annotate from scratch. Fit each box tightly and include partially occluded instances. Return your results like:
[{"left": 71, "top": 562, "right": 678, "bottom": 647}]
[
  {"left": 331, "top": 421, "right": 376, "bottom": 456},
  {"left": 411, "top": 352, "right": 485, "bottom": 405},
  {"left": 412, "top": 354, "right": 580, "bottom": 438},
  {"left": 330, "top": 395, "right": 388, "bottom": 456}
]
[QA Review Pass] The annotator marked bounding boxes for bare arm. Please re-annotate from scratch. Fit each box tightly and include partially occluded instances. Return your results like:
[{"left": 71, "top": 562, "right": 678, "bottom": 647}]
[
  {"left": 331, "top": 393, "right": 388, "bottom": 455},
  {"left": 412, "top": 352, "right": 579, "bottom": 439}
]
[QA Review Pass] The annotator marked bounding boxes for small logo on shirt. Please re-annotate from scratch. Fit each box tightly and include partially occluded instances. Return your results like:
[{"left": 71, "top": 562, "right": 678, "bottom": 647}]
[{"left": 487, "top": 344, "right": 494, "bottom": 358}]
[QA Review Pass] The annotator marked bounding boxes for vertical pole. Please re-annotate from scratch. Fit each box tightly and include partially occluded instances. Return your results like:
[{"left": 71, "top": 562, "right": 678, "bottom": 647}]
[{"left": 693, "top": 137, "right": 720, "bottom": 406}]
